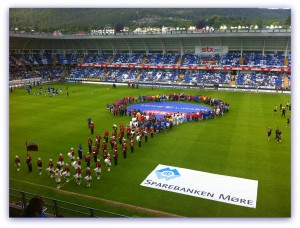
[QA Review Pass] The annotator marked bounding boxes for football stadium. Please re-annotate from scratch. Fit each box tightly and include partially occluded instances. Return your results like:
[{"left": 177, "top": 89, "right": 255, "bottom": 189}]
[{"left": 9, "top": 15, "right": 291, "bottom": 218}]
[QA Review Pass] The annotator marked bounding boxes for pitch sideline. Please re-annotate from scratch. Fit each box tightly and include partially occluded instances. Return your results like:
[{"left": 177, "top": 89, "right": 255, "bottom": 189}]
[{"left": 9, "top": 177, "right": 183, "bottom": 217}]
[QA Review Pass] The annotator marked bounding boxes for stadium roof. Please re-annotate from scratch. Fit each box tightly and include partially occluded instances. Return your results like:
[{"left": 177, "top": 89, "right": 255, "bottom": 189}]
[{"left": 9, "top": 30, "right": 291, "bottom": 54}]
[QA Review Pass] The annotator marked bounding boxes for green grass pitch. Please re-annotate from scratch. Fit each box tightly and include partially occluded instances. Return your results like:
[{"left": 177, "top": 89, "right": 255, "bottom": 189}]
[{"left": 9, "top": 83, "right": 291, "bottom": 217}]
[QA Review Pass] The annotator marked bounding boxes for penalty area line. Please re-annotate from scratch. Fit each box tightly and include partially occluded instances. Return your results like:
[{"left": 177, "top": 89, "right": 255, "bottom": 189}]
[{"left": 9, "top": 177, "right": 183, "bottom": 218}]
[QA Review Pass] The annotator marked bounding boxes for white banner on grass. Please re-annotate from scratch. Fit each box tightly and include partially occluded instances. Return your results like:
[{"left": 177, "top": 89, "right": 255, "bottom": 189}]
[{"left": 140, "top": 164, "right": 258, "bottom": 208}]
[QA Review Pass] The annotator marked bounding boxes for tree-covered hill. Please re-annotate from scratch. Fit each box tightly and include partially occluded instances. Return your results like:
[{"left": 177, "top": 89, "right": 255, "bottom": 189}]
[{"left": 9, "top": 8, "right": 291, "bottom": 33}]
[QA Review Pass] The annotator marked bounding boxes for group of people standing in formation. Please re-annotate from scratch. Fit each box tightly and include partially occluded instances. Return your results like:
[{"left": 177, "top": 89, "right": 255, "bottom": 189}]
[
  {"left": 268, "top": 100, "right": 291, "bottom": 143},
  {"left": 15, "top": 92, "right": 229, "bottom": 189},
  {"left": 109, "top": 92, "right": 230, "bottom": 121},
  {"left": 25, "top": 85, "right": 70, "bottom": 97}
]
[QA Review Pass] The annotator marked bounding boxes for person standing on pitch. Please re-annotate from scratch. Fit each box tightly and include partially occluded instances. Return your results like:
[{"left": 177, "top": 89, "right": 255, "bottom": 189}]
[
  {"left": 113, "top": 141, "right": 118, "bottom": 152},
  {"left": 126, "top": 125, "right": 131, "bottom": 139},
  {"left": 58, "top": 153, "right": 64, "bottom": 166},
  {"left": 85, "top": 167, "right": 92, "bottom": 187},
  {"left": 273, "top": 105, "right": 277, "bottom": 115},
  {"left": 77, "top": 144, "right": 83, "bottom": 160},
  {"left": 94, "top": 159, "right": 101, "bottom": 180},
  {"left": 150, "top": 125, "right": 154, "bottom": 138},
  {"left": 46, "top": 159, "right": 54, "bottom": 178},
  {"left": 281, "top": 107, "right": 286, "bottom": 117},
  {"left": 37, "top": 158, "right": 43, "bottom": 175},
  {"left": 286, "top": 100, "right": 290, "bottom": 110},
  {"left": 113, "top": 149, "right": 119, "bottom": 166},
  {"left": 143, "top": 127, "right": 148, "bottom": 143},
  {"left": 130, "top": 137, "right": 134, "bottom": 153},
  {"left": 110, "top": 136, "right": 116, "bottom": 150},
  {"left": 55, "top": 161, "right": 62, "bottom": 171},
  {"left": 85, "top": 152, "right": 91, "bottom": 168},
  {"left": 118, "top": 130, "right": 124, "bottom": 145},
  {"left": 102, "top": 140, "right": 107, "bottom": 153},
  {"left": 104, "top": 129, "right": 109, "bottom": 143},
  {"left": 92, "top": 145, "right": 98, "bottom": 163},
  {"left": 87, "top": 117, "right": 92, "bottom": 128},
  {"left": 88, "top": 137, "right": 93, "bottom": 154},
  {"left": 26, "top": 153, "right": 32, "bottom": 172},
  {"left": 76, "top": 157, "right": 82, "bottom": 168},
  {"left": 74, "top": 166, "right": 82, "bottom": 185},
  {"left": 267, "top": 127, "right": 272, "bottom": 141},
  {"left": 95, "top": 133, "right": 102, "bottom": 147},
  {"left": 286, "top": 116, "right": 291, "bottom": 127},
  {"left": 90, "top": 122, "right": 95, "bottom": 134},
  {"left": 137, "top": 132, "right": 142, "bottom": 148},
  {"left": 105, "top": 154, "right": 112, "bottom": 171},
  {"left": 275, "top": 127, "right": 282, "bottom": 143},
  {"left": 122, "top": 140, "right": 128, "bottom": 159},
  {"left": 67, "top": 147, "right": 75, "bottom": 162},
  {"left": 62, "top": 163, "right": 70, "bottom": 182},
  {"left": 15, "top": 155, "right": 21, "bottom": 171},
  {"left": 55, "top": 168, "right": 62, "bottom": 189}
]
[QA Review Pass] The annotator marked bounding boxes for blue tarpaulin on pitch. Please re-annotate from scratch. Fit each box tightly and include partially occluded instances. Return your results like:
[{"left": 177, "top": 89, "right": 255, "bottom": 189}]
[{"left": 127, "top": 102, "right": 213, "bottom": 120}]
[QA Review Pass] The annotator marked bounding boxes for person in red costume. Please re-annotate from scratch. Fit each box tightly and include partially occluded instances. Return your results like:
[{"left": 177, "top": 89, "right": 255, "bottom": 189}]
[
  {"left": 85, "top": 152, "right": 91, "bottom": 168},
  {"left": 122, "top": 141, "right": 128, "bottom": 159},
  {"left": 92, "top": 145, "right": 98, "bottom": 163},
  {"left": 104, "top": 129, "right": 109, "bottom": 143},
  {"left": 62, "top": 163, "right": 70, "bottom": 182},
  {"left": 88, "top": 137, "right": 93, "bottom": 153},
  {"left": 113, "top": 149, "right": 119, "bottom": 166},
  {"left": 90, "top": 122, "right": 95, "bottom": 134},
  {"left": 130, "top": 138, "right": 134, "bottom": 153},
  {"left": 102, "top": 140, "right": 107, "bottom": 153},
  {"left": 26, "top": 153, "right": 32, "bottom": 172},
  {"left": 37, "top": 158, "right": 43, "bottom": 175},
  {"left": 74, "top": 166, "right": 82, "bottom": 185},
  {"left": 58, "top": 153, "right": 64, "bottom": 166},
  {"left": 46, "top": 159, "right": 54, "bottom": 178}
]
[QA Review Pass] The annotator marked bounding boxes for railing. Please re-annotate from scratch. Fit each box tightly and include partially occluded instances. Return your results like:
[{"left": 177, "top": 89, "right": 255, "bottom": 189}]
[{"left": 9, "top": 188, "right": 130, "bottom": 218}]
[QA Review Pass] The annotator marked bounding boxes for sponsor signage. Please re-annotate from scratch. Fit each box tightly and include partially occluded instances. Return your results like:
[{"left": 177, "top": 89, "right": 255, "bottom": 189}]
[
  {"left": 141, "top": 164, "right": 258, "bottom": 208},
  {"left": 77, "top": 63, "right": 291, "bottom": 73},
  {"left": 195, "top": 46, "right": 229, "bottom": 55}
]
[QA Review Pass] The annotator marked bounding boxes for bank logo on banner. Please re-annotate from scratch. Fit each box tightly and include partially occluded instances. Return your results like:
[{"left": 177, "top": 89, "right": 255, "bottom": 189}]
[
  {"left": 155, "top": 167, "right": 181, "bottom": 181},
  {"left": 141, "top": 164, "right": 258, "bottom": 208}
]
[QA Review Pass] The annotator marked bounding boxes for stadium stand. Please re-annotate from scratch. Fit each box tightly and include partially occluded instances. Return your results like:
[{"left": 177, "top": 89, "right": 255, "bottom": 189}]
[
  {"left": 9, "top": 52, "right": 291, "bottom": 89},
  {"left": 181, "top": 54, "right": 201, "bottom": 66},
  {"left": 56, "top": 52, "right": 84, "bottom": 65},
  {"left": 9, "top": 30, "right": 291, "bottom": 90},
  {"left": 82, "top": 52, "right": 113, "bottom": 64}
]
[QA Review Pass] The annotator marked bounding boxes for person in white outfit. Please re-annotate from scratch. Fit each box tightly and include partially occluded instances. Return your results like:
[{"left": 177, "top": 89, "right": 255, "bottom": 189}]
[
  {"left": 94, "top": 159, "right": 101, "bottom": 179},
  {"left": 85, "top": 167, "right": 92, "bottom": 187},
  {"left": 62, "top": 163, "right": 70, "bottom": 182},
  {"left": 54, "top": 168, "right": 62, "bottom": 189}
]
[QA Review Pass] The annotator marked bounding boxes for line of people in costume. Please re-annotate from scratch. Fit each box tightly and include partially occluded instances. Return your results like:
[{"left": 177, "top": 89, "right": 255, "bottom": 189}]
[{"left": 15, "top": 93, "right": 229, "bottom": 189}]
